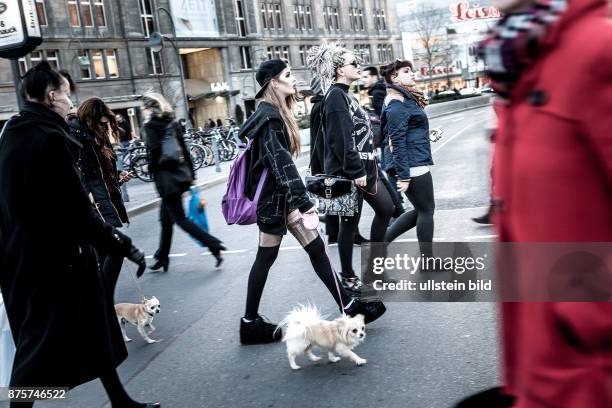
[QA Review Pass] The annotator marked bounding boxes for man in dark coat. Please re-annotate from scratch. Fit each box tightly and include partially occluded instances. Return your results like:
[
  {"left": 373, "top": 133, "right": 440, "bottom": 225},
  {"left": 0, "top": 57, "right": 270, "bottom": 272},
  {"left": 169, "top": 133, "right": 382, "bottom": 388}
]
[{"left": 0, "top": 63, "right": 154, "bottom": 407}]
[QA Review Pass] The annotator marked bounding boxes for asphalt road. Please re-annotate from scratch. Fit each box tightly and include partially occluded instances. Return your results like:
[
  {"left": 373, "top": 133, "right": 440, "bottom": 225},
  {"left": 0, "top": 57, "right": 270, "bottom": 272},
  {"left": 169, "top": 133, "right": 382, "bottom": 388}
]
[{"left": 30, "top": 105, "right": 500, "bottom": 408}]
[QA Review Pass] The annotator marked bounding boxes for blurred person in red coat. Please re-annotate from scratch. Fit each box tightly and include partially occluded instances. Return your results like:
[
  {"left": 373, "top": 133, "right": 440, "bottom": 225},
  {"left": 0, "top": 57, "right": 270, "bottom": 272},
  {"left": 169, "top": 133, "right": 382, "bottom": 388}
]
[{"left": 455, "top": 0, "right": 612, "bottom": 407}]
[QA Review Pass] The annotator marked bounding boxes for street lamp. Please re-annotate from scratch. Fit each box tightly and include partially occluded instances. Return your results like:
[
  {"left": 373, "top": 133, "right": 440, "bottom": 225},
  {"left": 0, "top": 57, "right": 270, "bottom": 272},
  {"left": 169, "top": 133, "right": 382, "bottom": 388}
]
[{"left": 149, "top": 7, "right": 191, "bottom": 128}]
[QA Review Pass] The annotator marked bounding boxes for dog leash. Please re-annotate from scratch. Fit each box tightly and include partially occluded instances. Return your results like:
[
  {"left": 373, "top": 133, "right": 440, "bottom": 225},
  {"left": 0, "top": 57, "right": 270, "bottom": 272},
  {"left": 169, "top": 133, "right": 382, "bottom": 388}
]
[
  {"left": 319, "top": 229, "right": 346, "bottom": 313},
  {"left": 125, "top": 262, "right": 146, "bottom": 303}
]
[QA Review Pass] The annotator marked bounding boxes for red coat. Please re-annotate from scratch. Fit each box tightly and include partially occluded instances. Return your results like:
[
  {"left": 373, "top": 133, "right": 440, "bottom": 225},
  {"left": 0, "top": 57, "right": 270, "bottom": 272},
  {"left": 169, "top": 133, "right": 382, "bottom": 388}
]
[{"left": 493, "top": 0, "right": 612, "bottom": 406}]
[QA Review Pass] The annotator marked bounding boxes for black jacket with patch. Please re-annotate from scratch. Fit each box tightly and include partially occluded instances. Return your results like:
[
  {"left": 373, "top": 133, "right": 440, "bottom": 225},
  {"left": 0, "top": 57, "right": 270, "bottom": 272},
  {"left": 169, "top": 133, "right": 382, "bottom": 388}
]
[{"left": 241, "top": 102, "right": 313, "bottom": 227}]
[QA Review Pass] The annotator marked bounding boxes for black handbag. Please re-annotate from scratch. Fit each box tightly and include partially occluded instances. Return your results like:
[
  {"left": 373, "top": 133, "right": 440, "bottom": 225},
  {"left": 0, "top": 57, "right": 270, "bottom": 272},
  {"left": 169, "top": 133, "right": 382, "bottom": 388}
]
[
  {"left": 305, "top": 174, "right": 353, "bottom": 199},
  {"left": 159, "top": 122, "right": 184, "bottom": 166}
]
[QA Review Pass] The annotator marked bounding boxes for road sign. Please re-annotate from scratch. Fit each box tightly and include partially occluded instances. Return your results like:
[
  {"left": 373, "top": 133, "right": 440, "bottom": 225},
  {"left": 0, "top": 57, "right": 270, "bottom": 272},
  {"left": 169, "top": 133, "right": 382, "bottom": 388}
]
[{"left": 0, "top": 0, "right": 42, "bottom": 59}]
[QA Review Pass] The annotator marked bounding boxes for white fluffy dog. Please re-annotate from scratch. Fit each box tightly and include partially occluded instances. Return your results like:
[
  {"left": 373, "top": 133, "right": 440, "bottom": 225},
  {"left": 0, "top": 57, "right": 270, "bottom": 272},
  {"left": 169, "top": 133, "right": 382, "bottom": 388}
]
[{"left": 278, "top": 304, "right": 366, "bottom": 370}]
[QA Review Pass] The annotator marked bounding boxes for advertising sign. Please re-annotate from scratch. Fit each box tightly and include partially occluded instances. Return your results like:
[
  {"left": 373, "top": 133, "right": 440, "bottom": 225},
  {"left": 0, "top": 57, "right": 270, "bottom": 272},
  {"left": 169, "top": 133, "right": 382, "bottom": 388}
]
[
  {"left": 0, "top": 0, "right": 42, "bottom": 59},
  {"left": 450, "top": 1, "right": 501, "bottom": 22},
  {"left": 169, "top": 0, "right": 219, "bottom": 38}
]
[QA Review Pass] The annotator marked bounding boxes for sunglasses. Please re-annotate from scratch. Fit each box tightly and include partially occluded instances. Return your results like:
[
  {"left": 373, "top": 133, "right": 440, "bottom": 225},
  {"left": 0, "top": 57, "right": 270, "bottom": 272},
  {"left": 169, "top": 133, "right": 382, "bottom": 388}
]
[{"left": 343, "top": 60, "right": 360, "bottom": 68}]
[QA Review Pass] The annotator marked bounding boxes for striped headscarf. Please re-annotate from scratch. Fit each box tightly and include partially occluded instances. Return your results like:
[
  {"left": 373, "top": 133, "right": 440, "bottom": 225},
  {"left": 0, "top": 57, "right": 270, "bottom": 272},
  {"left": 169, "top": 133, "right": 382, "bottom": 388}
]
[{"left": 478, "top": 0, "right": 568, "bottom": 98}]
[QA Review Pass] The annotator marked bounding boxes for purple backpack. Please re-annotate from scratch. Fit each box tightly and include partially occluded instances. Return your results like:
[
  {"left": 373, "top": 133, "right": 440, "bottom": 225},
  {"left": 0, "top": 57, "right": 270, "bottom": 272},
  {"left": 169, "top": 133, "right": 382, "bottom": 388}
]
[{"left": 222, "top": 139, "right": 268, "bottom": 225}]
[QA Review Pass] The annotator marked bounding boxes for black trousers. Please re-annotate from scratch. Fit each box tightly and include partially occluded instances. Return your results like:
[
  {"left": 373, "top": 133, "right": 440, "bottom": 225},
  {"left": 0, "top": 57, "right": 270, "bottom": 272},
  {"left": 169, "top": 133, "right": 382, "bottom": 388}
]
[
  {"left": 385, "top": 171, "right": 435, "bottom": 256},
  {"left": 339, "top": 178, "right": 395, "bottom": 278},
  {"left": 157, "top": 192, "right": 224, "bottom": 260}
]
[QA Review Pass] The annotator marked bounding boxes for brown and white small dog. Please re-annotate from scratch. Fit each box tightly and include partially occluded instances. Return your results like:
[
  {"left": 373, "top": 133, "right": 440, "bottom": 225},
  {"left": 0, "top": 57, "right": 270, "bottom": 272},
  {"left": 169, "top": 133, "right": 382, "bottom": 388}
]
[
  {"left": 278, "top": 304, "right": 366, "bottom": 370},
  {"left": 115, "top": 297, "right": 161, "bottom": 344}
]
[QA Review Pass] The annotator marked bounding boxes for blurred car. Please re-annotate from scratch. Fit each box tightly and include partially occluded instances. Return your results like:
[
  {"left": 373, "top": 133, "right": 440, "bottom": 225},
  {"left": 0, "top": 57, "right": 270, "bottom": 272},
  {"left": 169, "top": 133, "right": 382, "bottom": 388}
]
[
  {"left": 459, "top": 87, "right": 482, "bottom": 96},
  {"left": 478, "top": 85, "right": 495, "bottom": 93}
]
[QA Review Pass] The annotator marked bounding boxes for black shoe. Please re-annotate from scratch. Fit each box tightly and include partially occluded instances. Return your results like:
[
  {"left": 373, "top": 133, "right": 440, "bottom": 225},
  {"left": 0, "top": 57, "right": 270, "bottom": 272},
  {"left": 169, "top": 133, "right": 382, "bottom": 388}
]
[
  {"left": 453, "top": 387, "right": 515, "bottom": 408},
  {"left": 472, "top": 213, "right": 492, "bottom": 225},
  {"left": 214, "top": 254, "right": 224, "bottom": 269},
  {"left": 342, "top": 276, "right": 377, "bottom": 297},
  {"left": 149, "top": 259, "right": 169, "bottom": 272},
  {"left": 344, "top": 299, "right": 386, "bottom": 324},
  {"left": 341, "top": 276, "right": 364, "bottom": 295},
  {"left": 143, "top": 403, "right": 161, "bottom": 408},
  {"left": 353, "top": 234, "right": 370, "bottom": 246},
  {"left": 327, "top": 236, "right": 338, "bottom": 244},
  {"left": 240, "top": 315, "right": 282, "bottom": 345}
]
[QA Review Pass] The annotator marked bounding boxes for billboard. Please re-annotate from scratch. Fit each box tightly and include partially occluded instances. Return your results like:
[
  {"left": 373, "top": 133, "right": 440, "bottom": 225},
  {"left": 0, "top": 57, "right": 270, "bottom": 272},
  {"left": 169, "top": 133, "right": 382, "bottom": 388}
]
[
  {"left": 0, "top": 0, "right": 42, "bottom": 59},
  {"left": 169, "top": 0, "right": 219, "bottom": 38}
]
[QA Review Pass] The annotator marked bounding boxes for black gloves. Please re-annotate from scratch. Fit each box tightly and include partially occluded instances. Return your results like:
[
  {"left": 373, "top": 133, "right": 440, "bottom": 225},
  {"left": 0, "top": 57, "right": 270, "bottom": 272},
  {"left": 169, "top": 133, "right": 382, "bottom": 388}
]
[
  {"left": 112, "top": 229, "right": 146, "bottom": 278},
  {"left": 127, "top": 246, "right": 147, "bottom": 278}
]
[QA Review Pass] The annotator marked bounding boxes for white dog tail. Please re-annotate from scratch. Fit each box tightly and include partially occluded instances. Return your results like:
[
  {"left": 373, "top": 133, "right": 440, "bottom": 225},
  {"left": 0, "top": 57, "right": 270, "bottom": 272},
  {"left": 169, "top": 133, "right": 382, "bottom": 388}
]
[{"left": 276, "top": 304, "right": 325, "bottom": 342}]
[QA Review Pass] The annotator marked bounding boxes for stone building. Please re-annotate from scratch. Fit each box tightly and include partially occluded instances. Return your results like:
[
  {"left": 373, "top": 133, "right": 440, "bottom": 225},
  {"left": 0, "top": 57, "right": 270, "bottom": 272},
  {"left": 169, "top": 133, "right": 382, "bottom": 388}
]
[{"left": 0, "top": 0, "right": 402, "bottom": 131}]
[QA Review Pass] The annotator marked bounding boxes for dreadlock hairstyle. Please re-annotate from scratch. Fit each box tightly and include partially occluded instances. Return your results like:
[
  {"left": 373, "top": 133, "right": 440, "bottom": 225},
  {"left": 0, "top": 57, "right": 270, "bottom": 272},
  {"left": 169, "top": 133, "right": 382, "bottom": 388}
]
[{"left": 306, "top": 43, "right": 353, "bottom": 93}]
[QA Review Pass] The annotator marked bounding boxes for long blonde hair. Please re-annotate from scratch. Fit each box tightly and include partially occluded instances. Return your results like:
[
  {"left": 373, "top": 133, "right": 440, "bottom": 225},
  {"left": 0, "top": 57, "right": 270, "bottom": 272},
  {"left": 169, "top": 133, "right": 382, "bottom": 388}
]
[
  {"left": 142, "top": 92, "right": 174, "bottom": 119},
  {"left": 262, "top": 83, "right": 301, "bottom": 158}
]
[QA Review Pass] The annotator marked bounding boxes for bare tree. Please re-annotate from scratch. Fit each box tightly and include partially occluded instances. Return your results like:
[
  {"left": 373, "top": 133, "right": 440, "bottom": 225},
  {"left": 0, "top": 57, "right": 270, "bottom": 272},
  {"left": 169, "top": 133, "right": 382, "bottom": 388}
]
[{"left": 401, "top": 4, "right": 457, "bottom": 91}]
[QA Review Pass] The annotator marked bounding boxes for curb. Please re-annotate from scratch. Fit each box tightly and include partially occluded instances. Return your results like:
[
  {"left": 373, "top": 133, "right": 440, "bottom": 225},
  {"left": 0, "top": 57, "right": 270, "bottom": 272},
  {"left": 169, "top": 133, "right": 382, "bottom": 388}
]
[{"left": 126, "top": 101, "right": 493, "bottom": 218}]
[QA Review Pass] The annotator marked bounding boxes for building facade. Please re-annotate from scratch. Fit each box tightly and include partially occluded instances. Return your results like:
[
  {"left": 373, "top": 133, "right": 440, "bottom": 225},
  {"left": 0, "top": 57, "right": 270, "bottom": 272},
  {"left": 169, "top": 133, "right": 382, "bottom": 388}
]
[{"left": 0, "top": 0, "right": 403, "bottom": 130}]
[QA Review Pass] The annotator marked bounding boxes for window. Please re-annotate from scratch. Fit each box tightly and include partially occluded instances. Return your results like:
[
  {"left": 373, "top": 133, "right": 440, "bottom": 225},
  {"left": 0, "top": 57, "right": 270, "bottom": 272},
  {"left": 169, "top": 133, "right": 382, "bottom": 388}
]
[
  {"left": 235, "top": 0, "right": 247, "bottom": 37},
  {"left": 294, "top": 4, "right": 312, "bottom": 31},
  {"left": 78, "top": 50, "right": 91, "bottom": 79},
  {"left": 305, "top": 6, "right": 312, "bottom": 29},
  {"left": 94, "top": 0, "right": 106, "bottom": 27},
  {"left": 68, "top": 0, "right": 80, "bottom": 27},
  {"left": 274, "top": 4, "right": 283, "bottom": 29},
  {"left": 349, "top": 8, "right": 364, "bottom": 31},
  {"left": 357, "top": 9, "right": 364, "bottom": 31},
  {"left": 375, "top": 9, "right": 387, "bottom": 31},
  {"left": 139, "top": 0, "right": 155, "bottom": 38},
  {"left": 354, "top": 44, "right": 371, "bottom": 64},
  {"left": 261, "top": 2, "right": 283, "bottom": 31},
  {"left": 18, "top": 50, "right": 60, "bottom": 75},
  {"left": 146, "top": 47, "right": 163, "bottom": 75},
  {"left": 260, "top": 4, "right": 268, "bottom": 29},
  {"left": 81, "top": 0, "right": 94, "bottom": 27},
  {"left": 377, "top": 44, "right": 393, "bottom": 63},
  {"left": 299, "top": 45, "right": 313, "bottom": 66},
  {"left": 266, "top": 46, "right": 290, "bottom": 63},
  {"left": 323, "top": 5, "right": 340, "bottom": 31},
  {"left": 106, "top": 49, "right": 118, "bottom": 78},
  {"left": 36, "top": 0, "right": 47, "bottom": 26},
  {"left": 91, "top": 50, "right": 105, "bottom": 78},
  {"left": 240, "top": 46, "right": 252, "bottom": 69}
]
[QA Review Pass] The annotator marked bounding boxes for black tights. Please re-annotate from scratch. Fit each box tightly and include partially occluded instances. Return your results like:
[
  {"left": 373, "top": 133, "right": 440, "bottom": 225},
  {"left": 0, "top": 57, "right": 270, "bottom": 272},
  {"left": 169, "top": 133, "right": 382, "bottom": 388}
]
[
  {"left": 339, "top": 179, "right": 395, "bottom": 278},
  {"left": 9, "top": 370, "right": 144, "bottom": 408},
  {"left": 244, "top": 218, "right": 353, "bottom": 319},
  {"left": 385, "top": 171, "right": 435, "bottom": 256}
]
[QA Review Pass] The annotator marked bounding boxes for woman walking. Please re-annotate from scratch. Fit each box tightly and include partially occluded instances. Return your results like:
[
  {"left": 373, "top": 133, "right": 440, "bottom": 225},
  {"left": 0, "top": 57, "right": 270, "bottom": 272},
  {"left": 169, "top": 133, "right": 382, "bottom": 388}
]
[
  {"left": 239, "top": 60, "right": 385, "bottom": 345},
  {"left": 380, "top": 60, "right": 435, "bottom": 261},
  {"left": 142, "top": 93, "right": 225, "bottom": 271},
  {"left": 68, "top": 97, "right": 134, "bottom": 296},
  {"left": 308, "top": 44, "right": 395, "bottom": 294},
  {"left": 0, "top": 61, "right": 156, "bottom": 407}
]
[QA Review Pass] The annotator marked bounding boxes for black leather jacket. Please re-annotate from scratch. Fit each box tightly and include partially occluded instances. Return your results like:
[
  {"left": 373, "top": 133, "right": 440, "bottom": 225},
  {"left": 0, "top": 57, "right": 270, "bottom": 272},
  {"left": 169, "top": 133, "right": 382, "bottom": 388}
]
[{"left": 241, "top": 102, "right": 313, "bottom": 227}]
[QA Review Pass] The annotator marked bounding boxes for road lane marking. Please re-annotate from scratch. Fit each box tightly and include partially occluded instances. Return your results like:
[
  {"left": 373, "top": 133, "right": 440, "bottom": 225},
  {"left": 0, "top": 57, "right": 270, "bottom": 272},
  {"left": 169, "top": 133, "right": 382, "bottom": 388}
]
[
  {"left": 145, "top": 253, "right": 187, "bottom": 259},
  {"left": 201, "top": 249, "right": 249, "bottom": 255},
  {"left": 465, "top": 234, "right": 498, "bottom": 239},
  {"left": 433, "top": 118, "right": 489, "bottom": 155},
  {"left": 279, "top": 245, "right": 302, "bottom": 251},
  {"left": 450, "top": 116, "right": 465, "bottom": 122}
]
